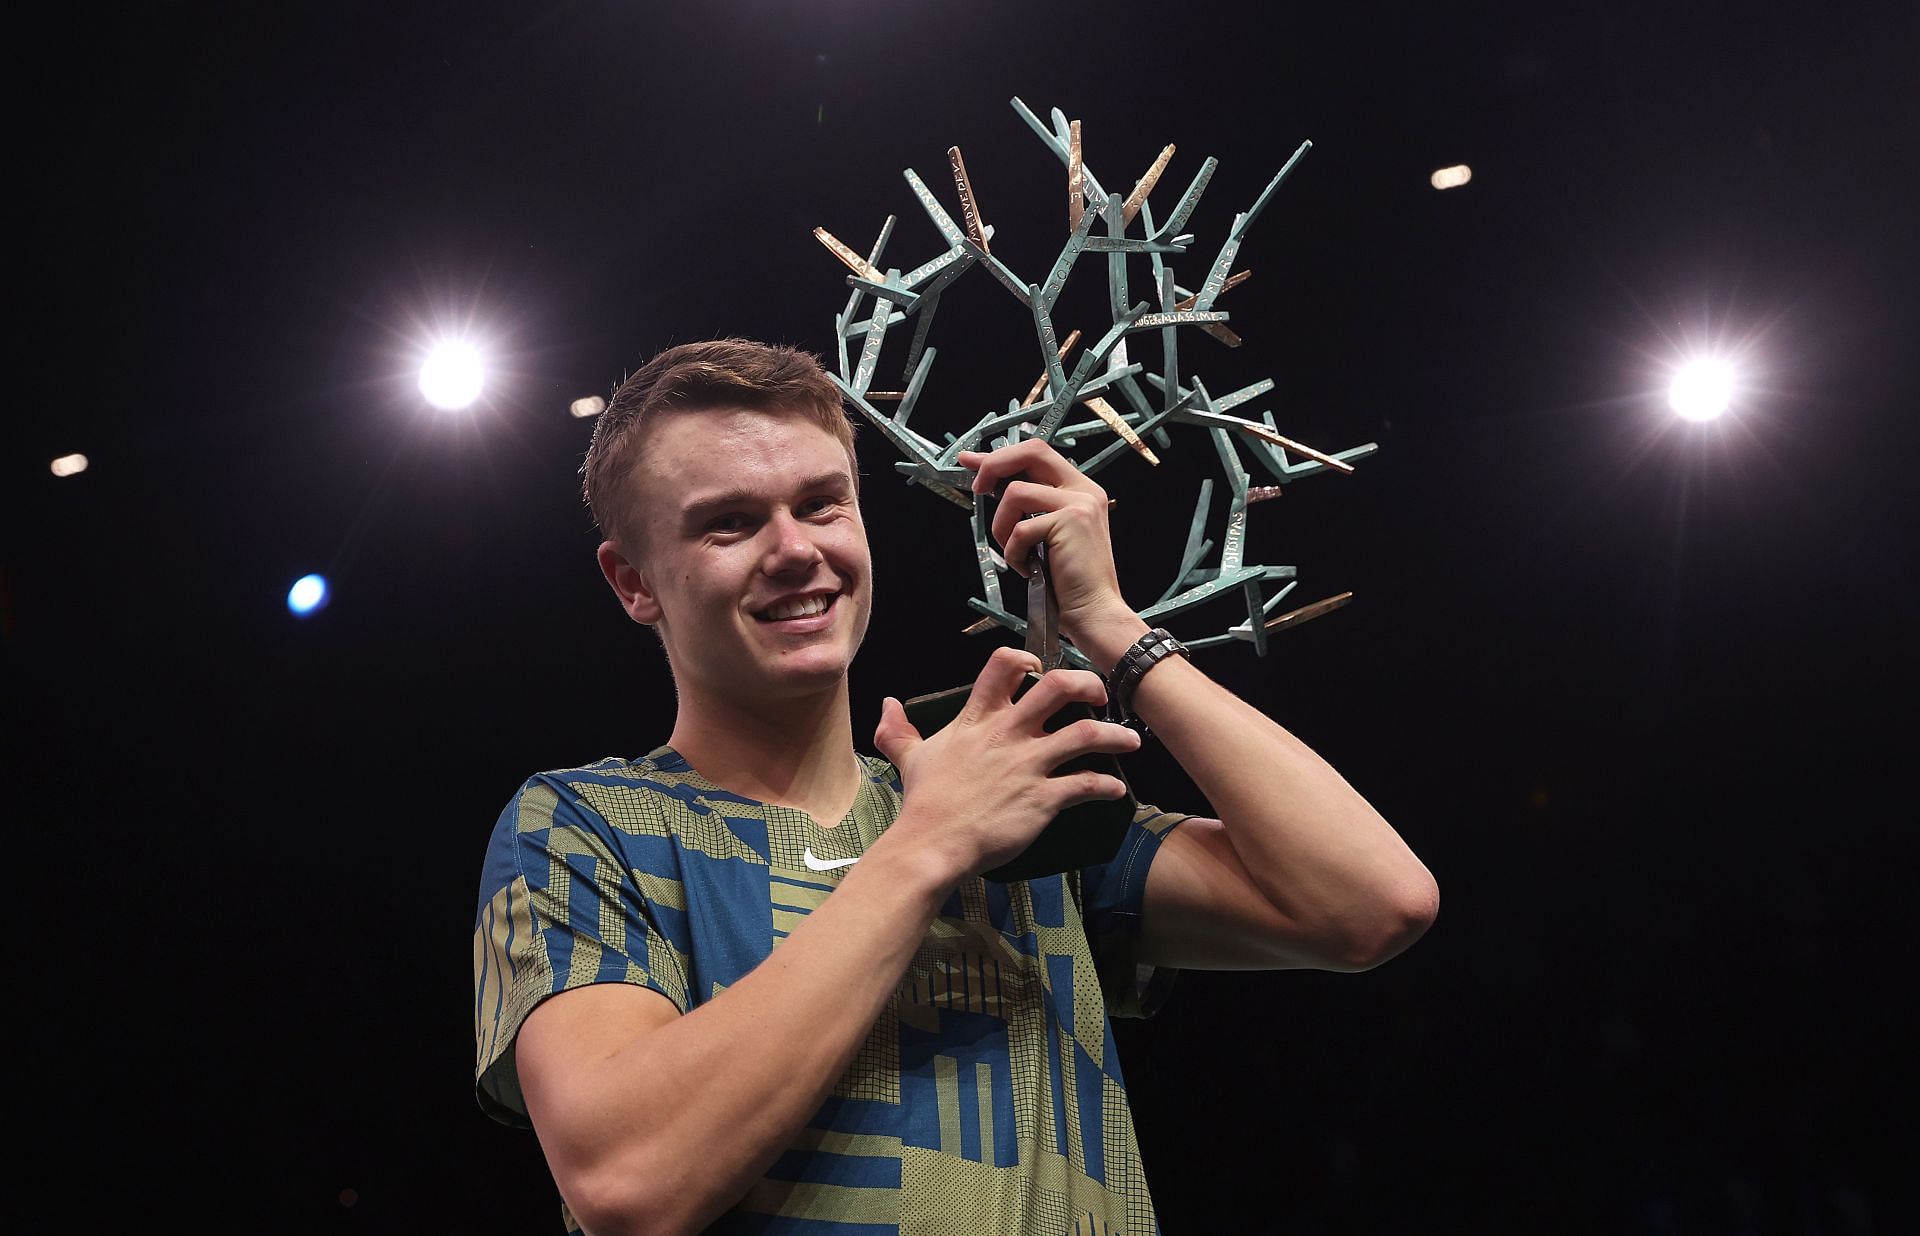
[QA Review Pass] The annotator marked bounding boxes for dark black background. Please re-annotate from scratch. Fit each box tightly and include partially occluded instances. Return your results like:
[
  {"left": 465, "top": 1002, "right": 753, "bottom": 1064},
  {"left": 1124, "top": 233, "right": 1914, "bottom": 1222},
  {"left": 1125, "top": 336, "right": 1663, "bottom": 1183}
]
[{"left": 9, "top": 2, "right": 1916, "bottom": 1232}]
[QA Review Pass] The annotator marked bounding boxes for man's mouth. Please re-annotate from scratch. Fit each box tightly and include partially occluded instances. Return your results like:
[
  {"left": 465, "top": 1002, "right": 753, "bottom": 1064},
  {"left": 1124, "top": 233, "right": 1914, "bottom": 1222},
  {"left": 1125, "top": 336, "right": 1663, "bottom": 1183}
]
[{"left": 755, "top": 591, "right": 839, "bottom": 622}]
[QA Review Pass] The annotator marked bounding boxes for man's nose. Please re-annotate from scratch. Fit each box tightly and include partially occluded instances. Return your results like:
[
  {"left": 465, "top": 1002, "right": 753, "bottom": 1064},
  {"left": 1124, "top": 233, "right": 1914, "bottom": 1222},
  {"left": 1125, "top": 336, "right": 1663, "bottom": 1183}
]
[{"left": 762, "top": 510, "right": 825, "bottom": 573}]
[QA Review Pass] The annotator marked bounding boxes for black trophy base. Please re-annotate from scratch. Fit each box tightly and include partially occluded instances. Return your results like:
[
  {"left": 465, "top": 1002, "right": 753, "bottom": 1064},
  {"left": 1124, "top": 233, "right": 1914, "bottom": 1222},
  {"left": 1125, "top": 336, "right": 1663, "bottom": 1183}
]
[{"left": 900, "top": 671, "right": 1136, "bottom": 883}]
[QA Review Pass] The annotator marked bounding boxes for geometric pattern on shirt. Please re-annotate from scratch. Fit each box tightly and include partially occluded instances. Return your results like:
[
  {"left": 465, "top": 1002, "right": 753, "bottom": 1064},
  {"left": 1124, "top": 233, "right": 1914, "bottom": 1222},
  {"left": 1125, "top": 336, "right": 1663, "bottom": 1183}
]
[{"left": 472, "top": 746, "right": 1189, "bottom": 1235}]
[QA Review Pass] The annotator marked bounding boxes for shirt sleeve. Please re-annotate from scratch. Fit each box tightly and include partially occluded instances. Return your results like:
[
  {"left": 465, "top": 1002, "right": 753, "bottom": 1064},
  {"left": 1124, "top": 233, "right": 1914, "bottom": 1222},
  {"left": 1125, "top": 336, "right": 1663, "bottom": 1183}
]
[
  {"left": 1079, "top": 801, "right": 1191, "bottom": 1019},
  {"left": 471, "top": 773, "right": 692, "bottom": 1128}
]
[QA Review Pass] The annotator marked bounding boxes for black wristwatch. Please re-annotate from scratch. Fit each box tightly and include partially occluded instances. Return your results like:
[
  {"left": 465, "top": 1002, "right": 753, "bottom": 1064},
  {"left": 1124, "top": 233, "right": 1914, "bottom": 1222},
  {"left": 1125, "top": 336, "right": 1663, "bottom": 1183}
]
[{"left": 1106, "top": 627, "right": 1189, "bottom": 733}]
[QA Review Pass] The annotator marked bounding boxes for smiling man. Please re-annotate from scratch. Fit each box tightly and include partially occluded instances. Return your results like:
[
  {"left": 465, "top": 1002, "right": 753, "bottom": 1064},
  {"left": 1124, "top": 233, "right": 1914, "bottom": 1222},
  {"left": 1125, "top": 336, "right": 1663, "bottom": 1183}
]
[{"left": 472, "top": 337, "right": 1438, "bottom": 1235}]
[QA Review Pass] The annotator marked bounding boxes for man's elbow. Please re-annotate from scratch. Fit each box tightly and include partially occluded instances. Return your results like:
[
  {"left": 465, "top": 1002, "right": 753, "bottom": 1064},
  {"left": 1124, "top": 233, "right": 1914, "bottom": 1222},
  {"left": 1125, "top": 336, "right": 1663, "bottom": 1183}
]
[
  {"left": 558, "top": 1166, "right": 655, "bottom": 1236},
  {"left": 559, "top": 1152, "right": 714, "bottom": 1236},
  {"left": 1335, "top": 874, "right": 1439, "bottom": 971}
]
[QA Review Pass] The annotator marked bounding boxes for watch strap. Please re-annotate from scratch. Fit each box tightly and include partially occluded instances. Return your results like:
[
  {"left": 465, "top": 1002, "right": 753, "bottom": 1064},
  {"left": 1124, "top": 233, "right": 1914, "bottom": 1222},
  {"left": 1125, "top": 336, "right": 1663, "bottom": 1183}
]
[{"left": 1107, "top": 627, "right": 1188, "bottom": 731}]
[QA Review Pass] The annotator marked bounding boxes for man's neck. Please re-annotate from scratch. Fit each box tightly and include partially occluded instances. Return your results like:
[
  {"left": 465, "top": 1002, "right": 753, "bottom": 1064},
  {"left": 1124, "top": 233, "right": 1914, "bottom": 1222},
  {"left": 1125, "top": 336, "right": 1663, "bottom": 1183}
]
[{"left": 666, "top": 681, "right": 864, "bottom": 827}]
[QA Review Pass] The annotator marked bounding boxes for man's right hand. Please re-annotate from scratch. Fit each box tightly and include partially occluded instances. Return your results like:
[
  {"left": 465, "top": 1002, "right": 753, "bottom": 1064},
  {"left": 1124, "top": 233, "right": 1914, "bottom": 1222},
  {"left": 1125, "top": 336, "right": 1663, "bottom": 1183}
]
[{"left": 873, "top": 644, "right": 1143, "bottom": 881}]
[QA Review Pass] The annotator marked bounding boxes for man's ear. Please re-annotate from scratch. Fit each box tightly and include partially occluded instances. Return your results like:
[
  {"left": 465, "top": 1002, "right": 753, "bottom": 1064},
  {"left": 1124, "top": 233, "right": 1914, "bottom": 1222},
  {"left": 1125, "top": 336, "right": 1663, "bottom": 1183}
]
[{"left": 597, "top": 539, "right": 663, "bottom": 625}]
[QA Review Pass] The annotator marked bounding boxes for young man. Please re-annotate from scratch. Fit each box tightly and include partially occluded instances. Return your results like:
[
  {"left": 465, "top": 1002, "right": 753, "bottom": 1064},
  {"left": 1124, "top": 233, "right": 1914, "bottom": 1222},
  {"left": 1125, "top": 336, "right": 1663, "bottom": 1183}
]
[{"left": 473, "top": 338, "right": 1437, "bottom": 1234}]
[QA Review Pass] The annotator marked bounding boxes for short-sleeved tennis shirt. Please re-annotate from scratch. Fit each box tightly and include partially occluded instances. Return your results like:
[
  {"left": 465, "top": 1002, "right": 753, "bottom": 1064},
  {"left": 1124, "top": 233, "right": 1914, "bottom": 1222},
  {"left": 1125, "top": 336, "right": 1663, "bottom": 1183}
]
[{"left": 474, "top": 746, "right": 1187, "bottom": 1234}]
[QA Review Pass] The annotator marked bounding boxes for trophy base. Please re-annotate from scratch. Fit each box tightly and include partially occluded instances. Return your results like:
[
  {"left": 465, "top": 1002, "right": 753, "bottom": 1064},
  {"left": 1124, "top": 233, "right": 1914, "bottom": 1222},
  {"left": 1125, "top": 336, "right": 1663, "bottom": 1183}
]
[{"left": 900, "top": 671, "right": 1136, "bottom": 883}]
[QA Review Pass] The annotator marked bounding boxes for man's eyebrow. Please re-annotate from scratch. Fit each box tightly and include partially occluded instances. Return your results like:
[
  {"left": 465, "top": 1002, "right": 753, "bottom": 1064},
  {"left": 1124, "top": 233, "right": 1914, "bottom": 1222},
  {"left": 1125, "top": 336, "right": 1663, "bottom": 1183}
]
[{"left": 679, "top": 471, "right": 854, "bottom": 520}]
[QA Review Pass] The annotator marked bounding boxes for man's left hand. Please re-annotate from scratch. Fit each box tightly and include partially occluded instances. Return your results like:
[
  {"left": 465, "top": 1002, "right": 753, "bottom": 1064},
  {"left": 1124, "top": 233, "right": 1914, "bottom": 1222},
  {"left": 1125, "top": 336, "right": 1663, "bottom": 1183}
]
[{"left": 959, "top": 440, "right": 1148, "bottom": 666}]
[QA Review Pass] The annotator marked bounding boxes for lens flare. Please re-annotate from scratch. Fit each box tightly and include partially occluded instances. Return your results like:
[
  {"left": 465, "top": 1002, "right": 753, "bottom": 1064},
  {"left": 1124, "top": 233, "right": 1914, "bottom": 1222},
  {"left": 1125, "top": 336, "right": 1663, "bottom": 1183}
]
[
  {"left": 1669, "top": 359, "right": 1735, "bottom": 421},
  {"left": 419, "top": 342, "right": 486, "bottom": 409}
]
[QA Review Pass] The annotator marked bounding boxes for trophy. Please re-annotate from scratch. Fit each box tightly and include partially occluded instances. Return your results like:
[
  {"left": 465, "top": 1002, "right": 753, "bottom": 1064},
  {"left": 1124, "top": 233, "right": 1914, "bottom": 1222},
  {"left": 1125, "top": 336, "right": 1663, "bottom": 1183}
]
[{"left": 816, "top": 98, "right": 1377, "bottom": 880}]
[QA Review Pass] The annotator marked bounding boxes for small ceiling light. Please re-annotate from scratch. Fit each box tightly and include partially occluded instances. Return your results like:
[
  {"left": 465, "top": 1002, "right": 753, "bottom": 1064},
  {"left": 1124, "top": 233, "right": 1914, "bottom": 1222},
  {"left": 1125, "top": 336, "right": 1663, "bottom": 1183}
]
[
  {"left": 287, "top": 573, "right": 331, "bottom": 617},
  {"left": 570, "top": 395, "right": 606, "bottom": 419},
  {"left": 1430, "top": 164, "right": 1472, "bottom": 190},
  {"left": 50, "top": 453, "right": 89, "bottom": 477}
]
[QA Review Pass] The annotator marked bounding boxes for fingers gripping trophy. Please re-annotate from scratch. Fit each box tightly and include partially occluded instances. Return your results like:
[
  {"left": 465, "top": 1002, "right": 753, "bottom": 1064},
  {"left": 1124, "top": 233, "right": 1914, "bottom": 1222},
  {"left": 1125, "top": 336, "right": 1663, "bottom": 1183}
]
[{"left": 812, "top": 96, "right": 1378, "bottom": 880}]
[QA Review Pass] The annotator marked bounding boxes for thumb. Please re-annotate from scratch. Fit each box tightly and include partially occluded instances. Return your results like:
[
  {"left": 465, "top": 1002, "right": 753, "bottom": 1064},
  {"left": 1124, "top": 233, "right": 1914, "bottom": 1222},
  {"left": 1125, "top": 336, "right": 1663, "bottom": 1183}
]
[{"left": 873, "top": 696, "right": 924, "bottom": 767}]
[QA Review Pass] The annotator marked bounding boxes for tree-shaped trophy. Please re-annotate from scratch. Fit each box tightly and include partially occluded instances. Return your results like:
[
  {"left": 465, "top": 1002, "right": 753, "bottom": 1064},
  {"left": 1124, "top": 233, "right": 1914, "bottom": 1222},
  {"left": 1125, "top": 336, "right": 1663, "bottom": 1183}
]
[{"left": 813, "top": 97, "right": 1377, "bottom": 880}]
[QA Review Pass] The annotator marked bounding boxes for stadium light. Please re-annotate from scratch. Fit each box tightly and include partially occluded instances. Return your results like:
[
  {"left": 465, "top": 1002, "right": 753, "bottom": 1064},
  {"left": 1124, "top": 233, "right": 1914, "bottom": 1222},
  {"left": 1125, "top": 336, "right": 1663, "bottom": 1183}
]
[
  {"left": 419, "top": 341, "right": 486, "bottom": 409},
  {"left": 1669, "top": 358, "right": 1735, "bottom": 422}
]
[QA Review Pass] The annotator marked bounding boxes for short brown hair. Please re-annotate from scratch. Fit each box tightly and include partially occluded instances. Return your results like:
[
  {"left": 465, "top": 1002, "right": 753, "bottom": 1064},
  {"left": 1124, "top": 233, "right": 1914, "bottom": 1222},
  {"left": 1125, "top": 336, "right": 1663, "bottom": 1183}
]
[{"left": 582, "top": 338, "right": 857, "bottom": 546}]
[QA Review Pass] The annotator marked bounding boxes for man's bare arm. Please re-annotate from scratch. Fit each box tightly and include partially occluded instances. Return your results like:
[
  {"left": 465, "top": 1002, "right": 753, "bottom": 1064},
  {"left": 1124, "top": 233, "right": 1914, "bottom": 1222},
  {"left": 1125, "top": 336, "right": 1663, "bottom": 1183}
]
[
  {"left": 964, "top": 441, "right": 1437, "bottom": 973},
  {"left": 1085, "top": 639, "right": 1438, "bottom": 971},
  {"left": 517, "top": 838, "right": 951, "bottom": 1235},
  {"left": 513, "top": 650, "right": 1140, "bottom": 1235}
]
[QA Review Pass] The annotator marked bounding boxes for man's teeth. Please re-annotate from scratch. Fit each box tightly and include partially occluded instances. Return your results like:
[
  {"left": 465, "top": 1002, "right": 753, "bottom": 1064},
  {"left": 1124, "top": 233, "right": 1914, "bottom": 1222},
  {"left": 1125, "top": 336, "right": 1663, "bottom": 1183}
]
[{"left": 762, "top": 595, "right": 832, "bottom": 621}]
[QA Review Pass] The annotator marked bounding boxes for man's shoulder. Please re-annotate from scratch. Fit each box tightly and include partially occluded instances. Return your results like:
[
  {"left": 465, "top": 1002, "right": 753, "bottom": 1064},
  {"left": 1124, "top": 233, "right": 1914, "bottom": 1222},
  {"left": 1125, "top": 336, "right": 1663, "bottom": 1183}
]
[
  {"left": 507, "top": 746, "right": 725, "bottom": 812},
  {"left": 486, "top": 748, "right": 738, "bottom": 871},
  {"left": 501, "top": 749, "right": 902, "bottom": 837}
]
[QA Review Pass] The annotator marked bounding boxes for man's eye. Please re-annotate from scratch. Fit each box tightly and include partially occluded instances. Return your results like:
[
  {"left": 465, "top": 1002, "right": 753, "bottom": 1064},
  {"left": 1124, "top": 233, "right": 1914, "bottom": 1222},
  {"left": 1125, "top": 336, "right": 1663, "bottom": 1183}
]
[
  {"left": 801, "top": 496, "right": 842, "bottom": 516},
  {"left": 708, "top": 514, "right": 749, "bottom": 533}
]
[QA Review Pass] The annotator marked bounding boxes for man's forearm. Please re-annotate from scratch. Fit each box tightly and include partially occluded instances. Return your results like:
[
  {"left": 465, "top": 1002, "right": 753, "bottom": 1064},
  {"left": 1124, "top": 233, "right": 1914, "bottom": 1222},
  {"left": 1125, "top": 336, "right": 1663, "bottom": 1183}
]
[
  {"left": 1078, "top": 614, "right": 1437, "bottom": 963},
  {"left": 554, "top": 837, "right": 954, "bottom": 1234},
  {"left": 956, "top": 435, "right": 1433, "bottom": 968}
]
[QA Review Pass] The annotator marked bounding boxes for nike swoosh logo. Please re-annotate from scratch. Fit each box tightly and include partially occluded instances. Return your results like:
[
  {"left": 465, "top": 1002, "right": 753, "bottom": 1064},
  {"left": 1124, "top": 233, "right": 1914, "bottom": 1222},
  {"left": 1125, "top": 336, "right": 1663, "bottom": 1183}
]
[{"left": 802, "top": 848, "right": 860, "bottom": 872}]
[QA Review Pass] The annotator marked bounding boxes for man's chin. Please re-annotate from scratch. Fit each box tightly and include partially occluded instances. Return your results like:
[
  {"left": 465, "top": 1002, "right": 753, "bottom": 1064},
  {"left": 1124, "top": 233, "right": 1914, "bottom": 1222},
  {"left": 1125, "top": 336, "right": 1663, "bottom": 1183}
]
[{"left": 737, "top": 642, "right": 856, "bottom": 698}]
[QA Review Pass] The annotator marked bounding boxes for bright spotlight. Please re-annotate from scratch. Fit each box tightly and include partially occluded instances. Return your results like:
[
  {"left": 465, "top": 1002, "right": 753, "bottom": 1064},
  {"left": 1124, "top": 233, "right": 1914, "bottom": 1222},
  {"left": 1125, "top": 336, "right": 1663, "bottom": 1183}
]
[
  {"left": 288, "top": 573, "right": 330, "bottom": 617},
  {"left": 419, "top": 342, "right": 485, "bottom": 409},
  {"left": 50, "top": 453, "right": 89, "bottom": 477},
  {"left": 1669, "top": 359, "right": 1735, "bottom": 421},
  {"left": 570, "top": 395, "right": 606, "bottom": 419},
  {"left": 1430, "top": 164, "right": 1472, "bottom": 190}
]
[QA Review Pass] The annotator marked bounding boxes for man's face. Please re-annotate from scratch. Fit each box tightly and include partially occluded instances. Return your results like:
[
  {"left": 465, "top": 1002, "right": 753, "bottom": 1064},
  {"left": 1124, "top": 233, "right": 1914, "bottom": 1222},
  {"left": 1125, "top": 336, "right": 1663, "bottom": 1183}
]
[{"left": 613, "top": 407, "right": 871, "bottom": 707}]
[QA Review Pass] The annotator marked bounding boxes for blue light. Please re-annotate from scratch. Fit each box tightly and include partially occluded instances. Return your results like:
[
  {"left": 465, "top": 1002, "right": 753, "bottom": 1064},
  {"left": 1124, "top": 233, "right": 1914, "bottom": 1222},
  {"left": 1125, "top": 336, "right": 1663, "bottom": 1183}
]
[{"left": 288, "top": 573, "right": 330, "bottom": 617}]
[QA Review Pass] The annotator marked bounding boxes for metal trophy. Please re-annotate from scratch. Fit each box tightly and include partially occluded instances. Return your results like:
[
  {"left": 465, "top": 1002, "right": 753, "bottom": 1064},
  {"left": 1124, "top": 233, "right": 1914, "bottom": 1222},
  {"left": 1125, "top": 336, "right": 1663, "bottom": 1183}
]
[{"left": 818, "top": 97, "right": 1378, "bottom": 880}]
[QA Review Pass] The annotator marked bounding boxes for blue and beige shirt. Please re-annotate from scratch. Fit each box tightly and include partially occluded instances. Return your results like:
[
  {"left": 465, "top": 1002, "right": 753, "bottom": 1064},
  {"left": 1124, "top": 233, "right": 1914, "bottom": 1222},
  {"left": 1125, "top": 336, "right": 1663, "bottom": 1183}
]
[{"left": 474, "top": 746, "right": 1187, "bottom": 1234}]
